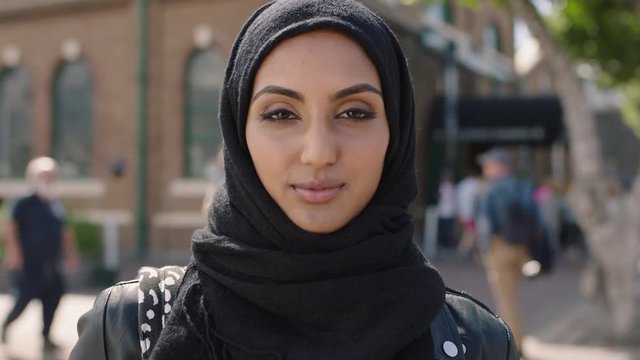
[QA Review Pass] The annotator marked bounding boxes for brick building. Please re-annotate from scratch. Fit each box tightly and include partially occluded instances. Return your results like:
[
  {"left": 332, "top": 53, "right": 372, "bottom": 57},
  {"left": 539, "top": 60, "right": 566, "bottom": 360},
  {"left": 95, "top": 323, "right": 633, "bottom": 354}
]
[{"left": 0, "top": 0, "right": 517, "bottom": 256}]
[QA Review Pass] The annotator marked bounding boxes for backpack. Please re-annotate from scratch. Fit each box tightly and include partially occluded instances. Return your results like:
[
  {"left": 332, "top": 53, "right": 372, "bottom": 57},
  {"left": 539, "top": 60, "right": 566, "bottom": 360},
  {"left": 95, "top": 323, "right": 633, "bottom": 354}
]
[
  {"left": 502, "top": 181, "right": 554, "bottom": 276},
  {"left": 503, "top": 201, "right": 538, "bottom": 245}
]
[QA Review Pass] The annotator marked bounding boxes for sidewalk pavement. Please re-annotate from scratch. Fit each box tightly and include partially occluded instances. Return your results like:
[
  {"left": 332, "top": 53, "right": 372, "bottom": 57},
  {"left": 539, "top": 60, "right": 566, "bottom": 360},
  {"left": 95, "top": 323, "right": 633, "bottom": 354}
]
[
  {"left": 434, "top": 257, "right": 640, "bottom": 360},
  {"left": 0, "top": 293, "right": 96, "bottom": 360},
  {"left": 523, "top": 300, "right": 640, "bottom": 360},
  {"left": 0, "top": 256, "right": 638, "bottom": 359}
]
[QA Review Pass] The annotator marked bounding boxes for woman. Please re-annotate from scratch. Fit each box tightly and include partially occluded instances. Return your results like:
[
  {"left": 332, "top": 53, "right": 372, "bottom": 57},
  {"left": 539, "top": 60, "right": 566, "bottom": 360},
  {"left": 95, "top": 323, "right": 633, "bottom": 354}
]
[{"left": 71, "top": 1, "right": 519, "bottom": 359}]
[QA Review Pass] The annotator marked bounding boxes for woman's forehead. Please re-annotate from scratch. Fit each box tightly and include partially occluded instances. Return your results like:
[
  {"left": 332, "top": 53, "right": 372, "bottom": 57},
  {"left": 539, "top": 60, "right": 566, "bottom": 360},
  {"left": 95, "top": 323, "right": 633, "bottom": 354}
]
[{"left": 252, "top": 29, "right": 381, "bottom": 91}]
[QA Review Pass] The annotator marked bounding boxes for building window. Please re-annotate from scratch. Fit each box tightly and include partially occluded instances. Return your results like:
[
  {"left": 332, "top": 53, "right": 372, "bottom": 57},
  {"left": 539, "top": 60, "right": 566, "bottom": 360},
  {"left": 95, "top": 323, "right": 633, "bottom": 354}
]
[
  {"left": 184, "top": 48, "right": 225, "bottom": 178},
  {"left": 0, "top": 67, "right": 31, "bottom": 178},
  {"left": 424, "top": 0, "right": 454, "bottom": 24},
  {"left": 483, "top": 24, "right": 502, "bottom": 53},
  {"left": 52, "top": 60, "right": 94, "bottom": 178}
]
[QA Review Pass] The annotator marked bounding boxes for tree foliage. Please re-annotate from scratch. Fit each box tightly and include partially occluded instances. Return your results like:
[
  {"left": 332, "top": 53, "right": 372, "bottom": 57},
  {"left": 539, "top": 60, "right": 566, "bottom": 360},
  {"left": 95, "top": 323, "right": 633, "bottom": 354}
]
[
  {"left": 414, "top": 0, "right": 640, "bottom": 133},
  {"left": 622, "top": 83, "right": 640, "bottom": 136},
  {"left": 414, "top": 0, "right": 640, "bottom": 85},
  {"left": 551, "top": 0, "right": 640, "bottom": 85},
  {"left": 547, "top": 0, "right": 640, "bottom": 135}
]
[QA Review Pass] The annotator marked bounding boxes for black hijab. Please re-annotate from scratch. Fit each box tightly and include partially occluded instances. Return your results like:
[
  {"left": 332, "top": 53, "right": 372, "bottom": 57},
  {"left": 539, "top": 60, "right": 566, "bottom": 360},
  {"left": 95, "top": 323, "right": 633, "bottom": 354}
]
[{"left": 152, "top": 1, "right": 445, "bottom": 359}]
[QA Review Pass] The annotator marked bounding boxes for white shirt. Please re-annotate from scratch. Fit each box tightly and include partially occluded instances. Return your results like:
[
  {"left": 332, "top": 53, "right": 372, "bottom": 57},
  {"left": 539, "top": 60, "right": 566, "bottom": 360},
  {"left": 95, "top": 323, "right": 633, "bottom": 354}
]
[
  {"left": 455, "top": 177, "right": 479, "bottom": 221},
  {"left": 438, "top": 182, "right": 457, "bottom": 218}
]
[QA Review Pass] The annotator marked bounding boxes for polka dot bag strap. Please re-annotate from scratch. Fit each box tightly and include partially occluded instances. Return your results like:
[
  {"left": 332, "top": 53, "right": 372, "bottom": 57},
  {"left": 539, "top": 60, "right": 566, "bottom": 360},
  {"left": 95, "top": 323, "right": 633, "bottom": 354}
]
[{"left": 137, "top": 265, "right": 186, "bottom": 359}]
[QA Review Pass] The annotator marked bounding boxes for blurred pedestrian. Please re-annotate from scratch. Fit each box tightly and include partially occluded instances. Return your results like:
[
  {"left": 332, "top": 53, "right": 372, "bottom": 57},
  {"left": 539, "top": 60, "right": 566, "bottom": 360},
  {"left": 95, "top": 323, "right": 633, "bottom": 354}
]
[
  {"left": 436, "top": 169, "right": 457, "bottom": 256},
  {"left": 1, "top": 157, "right": 78, "bottom": 350},
  {"left": 455, "top": 168, "right": 481, "bottom": 258},
  {"left": 535, "top": 177, "right": 573, "bottom": 257},
  {"left": 476, "top": 147, "right": 540, "bottom": 352}
]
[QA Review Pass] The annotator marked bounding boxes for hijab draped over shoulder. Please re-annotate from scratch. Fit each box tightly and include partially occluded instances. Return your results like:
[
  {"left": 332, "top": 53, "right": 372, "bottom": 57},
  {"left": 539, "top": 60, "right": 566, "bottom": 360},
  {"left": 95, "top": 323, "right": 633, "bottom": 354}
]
[{"left": 151, "top": 1, "right": 446, "bottom": 359}]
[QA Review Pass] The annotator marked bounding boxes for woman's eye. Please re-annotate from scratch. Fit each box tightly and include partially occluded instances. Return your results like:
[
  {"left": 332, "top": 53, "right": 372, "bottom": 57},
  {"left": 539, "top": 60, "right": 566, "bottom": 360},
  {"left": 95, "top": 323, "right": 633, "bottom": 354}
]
[
  {"left": 260, "top": 109, "right": 299, "bottom": 121},
  {"left": 337, "top": 108, "right": 376, "bottom": 120}
]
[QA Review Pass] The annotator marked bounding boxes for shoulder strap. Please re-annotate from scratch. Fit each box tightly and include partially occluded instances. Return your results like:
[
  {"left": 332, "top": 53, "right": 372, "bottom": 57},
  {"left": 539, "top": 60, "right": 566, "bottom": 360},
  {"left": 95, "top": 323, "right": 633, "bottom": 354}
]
[
  {"left": 137, "top": 265, "right": 186, "bottom": 359},
  {"left": 431, "top": 300, "right": 466, "bottom": 359}
]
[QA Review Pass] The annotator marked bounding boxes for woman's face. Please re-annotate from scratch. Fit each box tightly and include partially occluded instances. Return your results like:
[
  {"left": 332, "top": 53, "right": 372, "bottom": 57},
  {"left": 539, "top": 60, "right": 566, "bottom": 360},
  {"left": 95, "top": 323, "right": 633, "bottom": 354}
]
[{"left": 246, "top": 30, "right": 389, "bottom": 234}]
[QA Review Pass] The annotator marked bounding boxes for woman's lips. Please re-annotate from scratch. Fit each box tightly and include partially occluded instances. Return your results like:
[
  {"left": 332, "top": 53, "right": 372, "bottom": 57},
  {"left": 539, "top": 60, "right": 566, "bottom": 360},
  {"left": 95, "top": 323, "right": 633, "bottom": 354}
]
[{"left": 292, "top": 181, "right": 344, "bottom": 203}]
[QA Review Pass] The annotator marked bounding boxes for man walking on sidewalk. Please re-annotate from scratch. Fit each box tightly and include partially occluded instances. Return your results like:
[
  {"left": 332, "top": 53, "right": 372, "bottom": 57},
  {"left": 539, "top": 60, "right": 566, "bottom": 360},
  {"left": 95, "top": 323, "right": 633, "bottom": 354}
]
[
  {"left": 1, "top": 157, "right": 78, "bottom": 350},
  {"left": 476, "top": 148, "right": 540, "bottom": 353}
]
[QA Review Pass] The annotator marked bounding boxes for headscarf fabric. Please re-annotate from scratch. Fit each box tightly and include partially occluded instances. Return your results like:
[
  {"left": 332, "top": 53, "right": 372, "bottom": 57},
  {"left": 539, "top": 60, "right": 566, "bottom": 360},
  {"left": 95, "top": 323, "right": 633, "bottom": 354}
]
[{"left": 153, "top": 1, "right": 446, "bottom": 359}]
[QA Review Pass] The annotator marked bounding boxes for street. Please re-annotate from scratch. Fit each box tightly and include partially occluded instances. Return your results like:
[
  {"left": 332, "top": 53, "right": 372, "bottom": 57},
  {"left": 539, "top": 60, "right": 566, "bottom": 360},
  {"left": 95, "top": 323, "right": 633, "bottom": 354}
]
[
  {"left": 0, "top": 293, "right": 95, "bottom": 360},
  {"left": 434, "top": 257, "right": 640, "bottom": 360},
  {"left": 432, "top": 256, "right": 584, "bottom": 337}
]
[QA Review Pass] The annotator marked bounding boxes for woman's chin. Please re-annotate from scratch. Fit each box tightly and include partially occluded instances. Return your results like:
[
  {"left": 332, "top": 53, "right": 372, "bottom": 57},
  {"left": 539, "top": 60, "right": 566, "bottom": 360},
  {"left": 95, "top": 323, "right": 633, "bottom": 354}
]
[{"left": 289, "top": 212, "right": 351, "bottom": 234}]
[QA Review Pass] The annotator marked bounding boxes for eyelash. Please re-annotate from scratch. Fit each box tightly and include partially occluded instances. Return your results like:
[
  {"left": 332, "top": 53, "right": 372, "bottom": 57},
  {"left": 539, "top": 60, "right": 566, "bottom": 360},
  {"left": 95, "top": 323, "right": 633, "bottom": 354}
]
[
  {"left": 259, "top": 108, "right": 377, "bottom": 122},
  {"left": 337, "top": 108, "right": 377, "bottom": 120},
  {"left": 260, "top": 109, "right": 300, "bottom": 121}
]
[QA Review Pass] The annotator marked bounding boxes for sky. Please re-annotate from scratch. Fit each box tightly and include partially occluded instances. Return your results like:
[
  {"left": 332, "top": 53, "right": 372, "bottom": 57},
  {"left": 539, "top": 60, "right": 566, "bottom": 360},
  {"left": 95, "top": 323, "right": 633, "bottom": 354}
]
[{"left": 515, "top": 0, "right": 557, "bottom": 51}]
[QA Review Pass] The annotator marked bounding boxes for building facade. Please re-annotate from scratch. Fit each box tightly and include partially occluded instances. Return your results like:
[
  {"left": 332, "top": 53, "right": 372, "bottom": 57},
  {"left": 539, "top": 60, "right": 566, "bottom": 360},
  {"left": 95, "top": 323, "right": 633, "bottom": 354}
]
[{"left": 0, "top": 0, "right": 517, "bottom": 255}]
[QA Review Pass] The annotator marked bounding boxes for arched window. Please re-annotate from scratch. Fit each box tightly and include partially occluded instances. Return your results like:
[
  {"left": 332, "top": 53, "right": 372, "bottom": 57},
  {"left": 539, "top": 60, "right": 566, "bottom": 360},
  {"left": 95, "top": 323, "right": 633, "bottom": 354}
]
[
  {"left": 483, "top": 24, "right": 502, "bottom": 53},
  {"left": 184, "top": 48, "right": 225, "bottom": 178},
  {"left": 424, "top": 0, "right": 454, "bottom": 24},
  {"left": 52, "top": 60, "right": 94, "bottom": 178},
  {"left": 0, "top": 67, "right": 32, "bottom": 178}
]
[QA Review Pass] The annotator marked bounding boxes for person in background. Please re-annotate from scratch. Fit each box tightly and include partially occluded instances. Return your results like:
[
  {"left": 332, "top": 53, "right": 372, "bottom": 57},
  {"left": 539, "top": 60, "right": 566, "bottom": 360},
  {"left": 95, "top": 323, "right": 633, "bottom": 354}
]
[
  {"left": 1, "top": 157, "right": 78, "bottom": 350},
  {"left": 476, "top": 147, "right": 539, "bottom": 353},
  {"left": 436, "top": 169, "right": 457, "bottom": 256},
  {"left": 535, "top": 177, "right": 573, "bottom": 257},
  {"left": 455, "top": 168, "right": 481, "bottom": 258}
]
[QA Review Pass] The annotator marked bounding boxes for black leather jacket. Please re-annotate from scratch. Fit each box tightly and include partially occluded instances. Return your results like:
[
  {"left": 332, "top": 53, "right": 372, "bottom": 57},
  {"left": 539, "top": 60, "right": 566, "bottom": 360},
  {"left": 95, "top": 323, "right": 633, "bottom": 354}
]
[{"left": 70, "top": 279, "right": 518, "bottom": 360}]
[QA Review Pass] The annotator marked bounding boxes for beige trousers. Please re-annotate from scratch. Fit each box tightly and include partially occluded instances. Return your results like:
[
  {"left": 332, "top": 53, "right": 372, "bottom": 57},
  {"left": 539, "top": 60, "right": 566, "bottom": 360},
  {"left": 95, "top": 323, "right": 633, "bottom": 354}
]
[{"left": 482, "top": 236, "right": 530, "bottom": 350}]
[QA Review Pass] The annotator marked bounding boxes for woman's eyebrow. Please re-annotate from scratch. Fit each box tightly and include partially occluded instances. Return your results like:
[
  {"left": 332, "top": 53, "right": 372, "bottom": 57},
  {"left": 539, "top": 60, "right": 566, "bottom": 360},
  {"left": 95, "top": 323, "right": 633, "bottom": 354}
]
[
  {"left": 331, "top": 83, "right": 382, "bottom": 101},
  {"left": 251, "top": 85, "right": 305, "bottom": 103}
]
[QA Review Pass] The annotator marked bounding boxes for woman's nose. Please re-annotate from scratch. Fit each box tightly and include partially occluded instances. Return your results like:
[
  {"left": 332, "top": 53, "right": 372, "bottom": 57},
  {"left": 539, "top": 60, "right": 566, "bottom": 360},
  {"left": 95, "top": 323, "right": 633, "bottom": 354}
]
[{"left": 300, "top": 116, "right": 338, "bottom": 168}]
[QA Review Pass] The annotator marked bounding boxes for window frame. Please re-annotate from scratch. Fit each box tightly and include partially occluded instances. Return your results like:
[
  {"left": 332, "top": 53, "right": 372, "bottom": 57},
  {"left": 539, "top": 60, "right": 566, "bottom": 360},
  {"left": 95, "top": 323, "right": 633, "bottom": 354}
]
[
  {"left": 51, "top": 59, "right": 95, "bottom": 179},
  {"left": 483, "top": 23, "right": 503, "bottom": 53},
  {"left": 183, "top": 47, "right": 225, "bottom": 179},
  {"left": 0, "top": 66, "right": 32, "bottom": 179},
  {"left": 425, "top": 0, "right": 454, "bottom": 24}
]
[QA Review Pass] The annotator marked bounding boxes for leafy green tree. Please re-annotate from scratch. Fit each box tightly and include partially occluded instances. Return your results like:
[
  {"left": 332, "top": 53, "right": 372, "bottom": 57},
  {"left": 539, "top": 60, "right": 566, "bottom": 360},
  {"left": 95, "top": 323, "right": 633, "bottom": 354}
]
[
  {"left": 552, "top": 1, "right": 640, "bottom": 136},
  {"left": 551, "top": 0, "right": 640, "bottom": 85}
]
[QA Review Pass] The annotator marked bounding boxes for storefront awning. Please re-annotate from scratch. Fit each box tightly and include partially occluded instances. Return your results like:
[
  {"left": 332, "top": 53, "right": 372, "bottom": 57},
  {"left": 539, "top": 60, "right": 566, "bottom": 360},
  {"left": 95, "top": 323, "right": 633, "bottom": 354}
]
[{"left": 429, "top": 96, "right": 564, "bottom": 144}]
